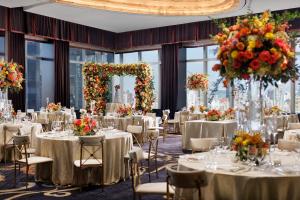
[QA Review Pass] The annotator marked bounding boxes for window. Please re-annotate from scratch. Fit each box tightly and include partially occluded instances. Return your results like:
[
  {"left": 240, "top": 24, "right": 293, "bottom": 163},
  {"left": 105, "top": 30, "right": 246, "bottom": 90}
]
[
  {"left": 183, "top": 45, "right": 229, "bottom": 110},
  {"left": 69, "top": 48, "right": 114, "bottom": 110},
  {"left": 113, "top": 50, "right": 161, "bottom": 109},
  {"left": 0, "top": 36, "right": 4, "bottom": 60},
  {"left": 26, "top": 40, "right": 54, "bottom": 111}
]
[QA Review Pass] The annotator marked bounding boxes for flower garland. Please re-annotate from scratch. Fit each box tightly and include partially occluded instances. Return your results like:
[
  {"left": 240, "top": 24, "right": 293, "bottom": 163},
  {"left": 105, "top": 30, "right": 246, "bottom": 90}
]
[
  {"left": 0, "top": 60, "right": 24, "bottom": 91},
  {"left": 83, "top": 63, "right": 155, "bottom": 114},
  {"left": 186, "top": 73, "right": 208, "bottom": 91},
  {"left": 213, "top": 10, "right": 299, "bottom": 86}
]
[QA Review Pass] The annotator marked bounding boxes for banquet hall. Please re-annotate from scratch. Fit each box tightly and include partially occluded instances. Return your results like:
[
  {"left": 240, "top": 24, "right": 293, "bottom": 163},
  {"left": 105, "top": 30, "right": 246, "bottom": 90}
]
[{"left": 0, "top": 0, "right": 300, "bottom": 200}]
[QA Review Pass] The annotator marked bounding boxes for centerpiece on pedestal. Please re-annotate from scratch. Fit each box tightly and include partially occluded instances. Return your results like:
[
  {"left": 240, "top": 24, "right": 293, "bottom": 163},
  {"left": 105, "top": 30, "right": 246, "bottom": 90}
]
[
  {"left": 223, "top": 108, "right": 235, "bottom": 120},
  {"left": 264, "top": 106, "right": 282, "bottom": 116},
  {"left": 73, "top": 116, "right": 97, "bottom": 136},
  {"left": 213, "top": 10, "right": 299, "bottom": 132},
  {"left": 186, "top": 73, "right": 208, "bottom": 107},
  {"left": 116, "top": 104, "right": 132, "bottom": 117}
]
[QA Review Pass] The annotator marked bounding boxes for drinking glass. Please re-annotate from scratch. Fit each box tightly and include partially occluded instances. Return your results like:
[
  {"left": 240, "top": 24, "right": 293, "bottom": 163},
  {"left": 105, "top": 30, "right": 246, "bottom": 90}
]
[{"left": 51, "top": 121, "right": 62, "bottom": 132}]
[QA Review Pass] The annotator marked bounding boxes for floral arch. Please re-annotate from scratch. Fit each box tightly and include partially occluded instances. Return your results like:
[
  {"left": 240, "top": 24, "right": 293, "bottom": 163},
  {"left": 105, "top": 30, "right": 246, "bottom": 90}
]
[{"left": 83, "top": 63, "right": 155, "bottom": 114}]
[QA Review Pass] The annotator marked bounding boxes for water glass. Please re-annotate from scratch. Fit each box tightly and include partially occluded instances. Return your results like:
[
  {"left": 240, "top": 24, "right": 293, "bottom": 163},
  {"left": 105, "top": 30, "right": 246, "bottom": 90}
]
[{"left": 51, "top": 121, "right": 62, "bottom": 132}]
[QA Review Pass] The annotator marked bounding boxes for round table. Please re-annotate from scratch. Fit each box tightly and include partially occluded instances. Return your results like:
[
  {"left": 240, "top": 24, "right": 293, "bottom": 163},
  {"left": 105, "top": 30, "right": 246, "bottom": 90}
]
[
  {"left": 178, "top": 150, "right": 300, "bottom": 200},
  {"left": 35, "top": 129, "right": 133, "bottom": 186}
]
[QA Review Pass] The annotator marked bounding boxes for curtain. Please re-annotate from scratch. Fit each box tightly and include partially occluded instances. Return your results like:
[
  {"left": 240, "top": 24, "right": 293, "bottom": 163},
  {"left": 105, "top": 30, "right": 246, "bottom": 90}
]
[
  {"left": 7, "top": 32, "right": 25, "bottom": 111},
  {"left": 161, "top": 43, "right": 179, "bottom": 118},
  {"left": 54, "top": 40, "right": 70, "bottom": 107}
]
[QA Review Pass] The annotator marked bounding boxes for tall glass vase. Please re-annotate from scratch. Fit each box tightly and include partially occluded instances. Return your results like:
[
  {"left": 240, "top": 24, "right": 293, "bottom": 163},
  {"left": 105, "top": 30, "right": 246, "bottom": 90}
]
[{"left": 248, "top": 78, "right": 265, "bottom": 133}]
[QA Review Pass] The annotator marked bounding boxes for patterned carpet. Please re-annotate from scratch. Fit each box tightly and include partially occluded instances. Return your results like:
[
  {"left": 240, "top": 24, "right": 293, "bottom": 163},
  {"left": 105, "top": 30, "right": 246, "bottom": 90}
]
[{"left": 0, "top": 134, "right": 184, "bottom": 200}]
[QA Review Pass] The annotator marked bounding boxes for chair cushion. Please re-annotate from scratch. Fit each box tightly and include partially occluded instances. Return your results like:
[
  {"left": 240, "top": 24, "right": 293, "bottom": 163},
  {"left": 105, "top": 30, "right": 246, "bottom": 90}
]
[
  {"left": 136, "top": 182, "right": 174, "bottom": 194},
  {"left": 74, "top": 159, "right": 102, "bottom": 167},
  {"left": 168, "top": 120, "right": 179, "bottom": 124},
  {"left": 18, "top": 156, "right": 53, "bottom": 165}
]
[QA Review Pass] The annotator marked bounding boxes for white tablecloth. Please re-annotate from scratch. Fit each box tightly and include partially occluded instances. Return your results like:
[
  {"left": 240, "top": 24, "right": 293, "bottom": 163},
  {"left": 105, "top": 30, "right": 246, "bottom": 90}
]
[
  {"left": 183, "top": 120, "right": 237, "bottom": 150},
  {"left": 0, "top": 122, "right": 42, "bottom": 161},
  {"left": 35, "top": 129, "right": 133, "bottom": 185},
  {"left": 178, "top": 151, "right": 300, "bottom": 200}
]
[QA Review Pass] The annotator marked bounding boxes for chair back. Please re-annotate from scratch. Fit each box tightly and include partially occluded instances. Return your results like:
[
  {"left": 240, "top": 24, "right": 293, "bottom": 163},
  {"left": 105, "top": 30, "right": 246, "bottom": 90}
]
[
  {"left": 13, "top": 135, "right": 30, "bottom": 163},
  {"left": 166, "top": 164, "right": 207, "bottom": 199},
  {"left": 78, "top": 135, "right": 105, "bottom": 168},
  {"left": 278, "top": 139, "right": 300, "bottom": 151},
  {"left": 127, "top": 125, "right": 143, "bottom": 134},
  {"left": 287, "top": 123, "right": 300, "bottom": 130},
  {"left": 129, "top": 148, "right": 144, "bottom": 190},
  {"left": 180, "top": 111, "right": 190, "bottom": 124},
  {"left": 166, "top": 164, "right": 207, "bottom": 188},
  {"left": 4, "top": 124, "right": 22, "bottom": 145},
  {"left": 190, "top": 138, "right": 218, "bottom": 153}
]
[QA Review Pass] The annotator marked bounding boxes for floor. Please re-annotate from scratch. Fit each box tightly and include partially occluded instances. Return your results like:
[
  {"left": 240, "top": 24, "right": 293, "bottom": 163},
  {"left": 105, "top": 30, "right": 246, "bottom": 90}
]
[{"left": 0, "top": 134, "right": 183, "bottom": 200}]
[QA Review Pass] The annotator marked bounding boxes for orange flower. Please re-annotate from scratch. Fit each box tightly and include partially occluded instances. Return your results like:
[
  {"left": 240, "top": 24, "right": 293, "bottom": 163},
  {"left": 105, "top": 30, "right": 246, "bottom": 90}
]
[
  {"left": 236, "top": 42, "right": 245, "bottom": 50},
  {"left": 212, "top": 64, "right": 222, "bottom": 71},
  {"left": 223, "top": 79, "right": 229, "bottom": 88}
]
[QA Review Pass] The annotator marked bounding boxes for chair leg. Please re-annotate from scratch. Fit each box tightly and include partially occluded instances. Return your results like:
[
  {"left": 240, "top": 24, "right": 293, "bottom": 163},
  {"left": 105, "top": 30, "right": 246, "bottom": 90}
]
[
  {"left": 155, "top": 157, "right": 158, "bottom": 178},
  {"left": 148, "top": 159, "right": 151, "bottom": 182},
  {"left": 4, "top": 148, "right": 6, "bottom": 165},
  {"left": 14, "top": 162, "right": 17, "bottom": 187},
  {"left": 26, "top": 165, "right": 29, "bottom": 189}
]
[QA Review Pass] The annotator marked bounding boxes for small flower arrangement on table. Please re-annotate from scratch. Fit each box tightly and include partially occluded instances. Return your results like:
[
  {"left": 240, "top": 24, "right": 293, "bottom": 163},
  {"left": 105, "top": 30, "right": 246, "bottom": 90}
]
[
  {"left": 116, "top": 104, "right": 132, "bottom": 117},
  {"left": 231, "top": 130, "right": 269, "bottom": 163},
  {"left": 223, "top": 108, "right": 235, "bottom": 119},
  {"left": 199, "top": 105, "right": 208, "bottom": 113},
  {"left": 47, "top": 102, "right": 61, "bottom": 112},
  {"left": 206, "top": 109, "right": 222, "bottom": 121},
  {"left": 186, "top": 73, "right": 208, "bottom": 91},
  {"left": 73, "top": 116, "right": 97, "bottom": 136},
  {"left": 189, "top": 105, "right": 195, "bottom": 113},
  {"left": 264, "top": 106, "right": 282, "bottom": 116}
]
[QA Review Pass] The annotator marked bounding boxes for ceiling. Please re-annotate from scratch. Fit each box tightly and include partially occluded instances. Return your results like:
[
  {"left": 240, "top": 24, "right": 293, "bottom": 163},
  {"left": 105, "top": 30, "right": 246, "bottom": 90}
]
[{"left": 0, "top": 0, "right": 299, "bottom": 33}]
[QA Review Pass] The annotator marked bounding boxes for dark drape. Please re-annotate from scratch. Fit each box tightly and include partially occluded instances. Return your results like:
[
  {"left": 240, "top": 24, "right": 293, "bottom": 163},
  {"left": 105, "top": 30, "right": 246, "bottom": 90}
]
[
  {"left": 7, "top": 32, "right": 25, "bottom": 111},
  {"left": 161, "top": 43, "right": 179, "bottom": 118},
  {"left": 54, "top": 40, "right": 70, "bottom": 107}
]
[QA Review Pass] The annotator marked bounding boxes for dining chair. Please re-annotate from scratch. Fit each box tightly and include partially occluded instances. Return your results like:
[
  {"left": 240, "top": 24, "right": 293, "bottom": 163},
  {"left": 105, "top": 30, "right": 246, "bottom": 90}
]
[
  {"left": 179, "top": 111, "right": 190, "bottom": 135},
  {"left": 166, "top": 110, "right": 180, "bottom": 134},
  {"left": 190, "top": 138, "right": 219, "bottom": 153},
  {"left": 286, "top": 122, "right": 300, "bottom": 130},
  {"left": 3, "top": 124, "right": 22, "bottom": 164},
  {"left": 166, "top": 163, "right": 207, "bottom": 200},
  {"left": 13, "top": 135, "right": 53, "bottom": 188},
  {"left": 127, "top": 125, "right": 144, "bottom": 146},
  {"left": 73, "top": 136, "right": 105, "bottom": 190},
  {"left": 145, "top": 129, "right": 160, "bottom": 181},
  {"left": 128, "top": 148, "right": 174, "bottom": 200}
]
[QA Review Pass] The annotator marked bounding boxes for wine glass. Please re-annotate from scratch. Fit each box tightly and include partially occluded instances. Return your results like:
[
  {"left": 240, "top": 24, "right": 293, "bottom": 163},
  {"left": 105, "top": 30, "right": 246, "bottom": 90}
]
[
  {"left": 51, "top": 121, "right": 62, "bottom": 132},
  {"left": 247, "top": 145, "right": 258, "bottom": 166}
]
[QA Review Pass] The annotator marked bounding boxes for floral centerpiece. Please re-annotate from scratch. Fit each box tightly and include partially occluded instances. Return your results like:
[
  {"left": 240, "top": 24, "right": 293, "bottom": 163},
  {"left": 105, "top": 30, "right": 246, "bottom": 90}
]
[
  {"left": 0, "top": 60, "right": 24, "bottom": 91},
  {"left": 186, "top": 73, "right": 208, "bottom": 91},
  {"left": 264, "top": 106, "right": 282, "bottom": 116},
  {"left": 116, "top": 104, "right": 132, "bottom": 117},
  {"left": 212, "top": 10, "right": 298, "bottom": 85},
  {"left": 47, "top": 102, "right": 61, "bottom": 112},
  {"left": 73, "top": 116, "right": 97, "bottom": 136},
  {"left": 189, "top": 105, "right": 195, "bottom": 113},
  {"left": 206, "top": 109, "right": 222, "bottom": 121},
  {"left": 223, "top": 108, "right": 235, "bottom": 119},
  {"left": 199, "top": 105, "right": 208, "bottom": 113},
  {"left": 231, "top": 130, "right": 269, "bottom": 163}
]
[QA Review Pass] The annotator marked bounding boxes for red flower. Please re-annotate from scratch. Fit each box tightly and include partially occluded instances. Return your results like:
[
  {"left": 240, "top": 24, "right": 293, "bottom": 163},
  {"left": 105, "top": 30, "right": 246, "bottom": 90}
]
[
  {"left": 83, "top": 126, "right": 91, "bottom": 133},
  {"left": 268, "top": 55, "right": 277, "bottom": 65},
  {"left": 250, "top": 59, "right": 260, "bottom": 70},
  {"left": 264, "top": 23, "right": 273, "bottom": 32},
  {"left": 236, "top": 42, "right": 245, "bottom": 50},
  {"left": 244, "top": 51, "right": 254, "bottom": 59},
  {"left": 212, "top": 64, "right": 222, "bottom": 71},
  {"left": 74, "top": 119, "right": 81, "bottom": 126},
  {"left": 259, "top": 51, "right": 271, "bottom": 62},
  {"left": 239, "top": 28, "right": 249, "bottom": 37},
  {"left": 241, "top": 74, "right": 250, "bottom": 80},
  {"left": 233, "top": 60, "right": 242, "bottom": 69}
]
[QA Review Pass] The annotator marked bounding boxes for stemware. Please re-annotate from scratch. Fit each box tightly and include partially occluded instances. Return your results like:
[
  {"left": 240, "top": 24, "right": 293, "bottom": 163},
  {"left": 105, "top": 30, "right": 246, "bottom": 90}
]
[{"left": 51, "top": 121, "right": 62, "bottom": 132}]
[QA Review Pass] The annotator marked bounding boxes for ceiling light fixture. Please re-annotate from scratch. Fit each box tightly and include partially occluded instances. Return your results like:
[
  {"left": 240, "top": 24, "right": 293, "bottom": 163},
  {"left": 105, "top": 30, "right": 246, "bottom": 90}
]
[{"left": 55, "top": 0, "right": 241, "bottom": 16}]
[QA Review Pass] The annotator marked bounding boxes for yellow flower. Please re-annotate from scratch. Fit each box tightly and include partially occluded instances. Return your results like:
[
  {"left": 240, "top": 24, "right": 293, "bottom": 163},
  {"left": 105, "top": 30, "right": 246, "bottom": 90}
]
[
  {"left": 254, "top": 19, "right": 263, "bottom": 28},
  {"left": 247, "top": 41, "right": 256, "bottom": 50},
  {"left": 270, "top": 48, "right": 277, "bottom": 54},
  {"left": 234, "top": 137, "right": 243, "bottom": 145},
  {"left": 231, "top": 50, "right": 238, "bottom": 59},
  {"left": 287, "top": 51, "right": 295, "bottom": 58},
  {"left": 264, "top": 32, "right": 274, "bottom": 40},
  {"left": 242, "top": 139, "right": 250, "bottom": 146}
]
